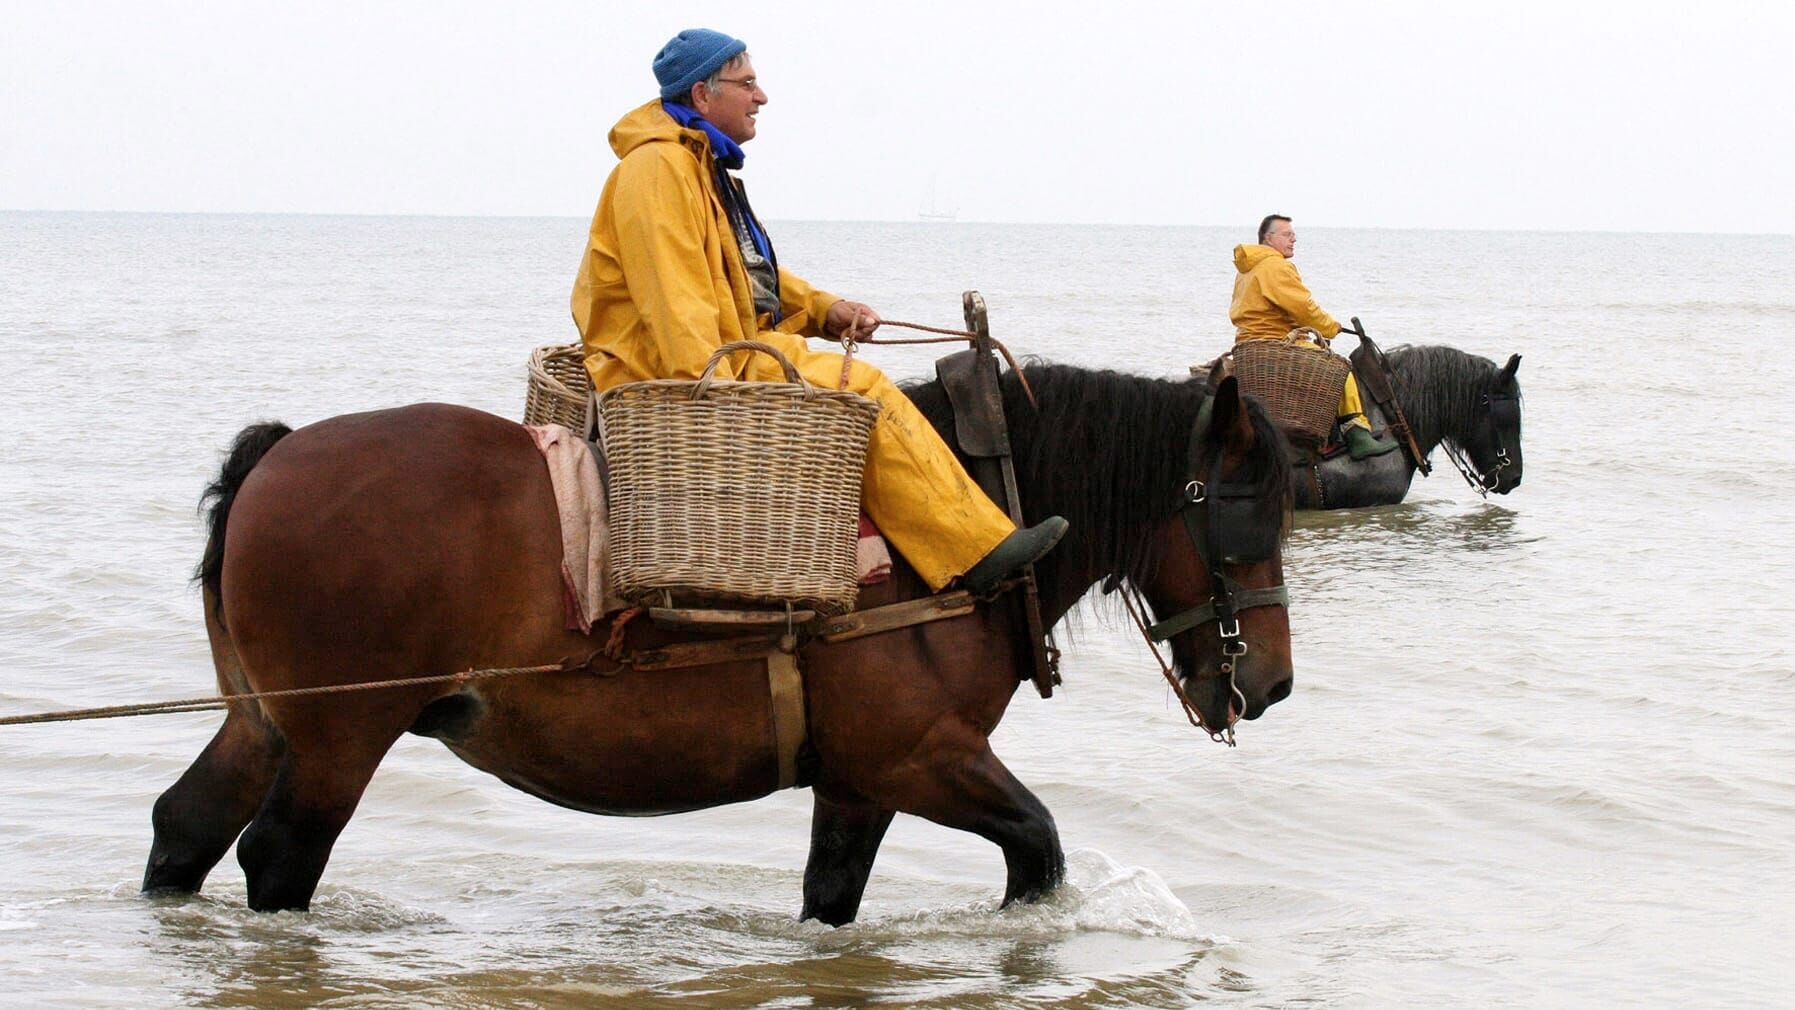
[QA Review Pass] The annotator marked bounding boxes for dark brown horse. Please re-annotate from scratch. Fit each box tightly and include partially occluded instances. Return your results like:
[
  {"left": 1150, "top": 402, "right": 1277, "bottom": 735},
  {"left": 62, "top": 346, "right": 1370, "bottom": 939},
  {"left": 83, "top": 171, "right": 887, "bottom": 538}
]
[{"left": 143, "top": 363, "right": 1295, "bottom": 924}]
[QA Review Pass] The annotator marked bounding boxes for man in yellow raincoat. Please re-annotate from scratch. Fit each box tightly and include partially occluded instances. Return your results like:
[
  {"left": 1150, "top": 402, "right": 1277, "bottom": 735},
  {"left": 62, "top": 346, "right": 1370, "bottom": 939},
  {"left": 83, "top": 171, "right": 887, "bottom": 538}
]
[
  {"left": 572, "top": 29, "right": 1065, "bottom": 593},
  {"left": 1229, "top": 215, "right": 1397, "bottom": 460}
]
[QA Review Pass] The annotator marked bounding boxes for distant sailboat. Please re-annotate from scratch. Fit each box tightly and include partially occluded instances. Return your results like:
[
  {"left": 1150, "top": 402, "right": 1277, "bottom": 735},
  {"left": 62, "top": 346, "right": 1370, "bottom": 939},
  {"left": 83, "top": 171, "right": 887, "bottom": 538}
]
[{"left": 918, "top": 177, "right": 957, "bottom": 221}]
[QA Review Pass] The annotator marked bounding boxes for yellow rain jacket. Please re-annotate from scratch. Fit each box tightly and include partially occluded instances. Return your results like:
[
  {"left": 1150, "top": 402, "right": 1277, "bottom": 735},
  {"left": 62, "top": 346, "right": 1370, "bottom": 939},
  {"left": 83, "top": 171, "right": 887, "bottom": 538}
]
[
  {"left": 1228, "top": 243, "right": 1366, "bottom": 424},
  {"left": 570, "top": 101, "right": 1012, "bottom": 589},
  {"left": 572, "top": 101, "right": 841, "bottom": 386},
  {"left": 1229, "top": 244, "right": 1341, "bottom": 342}
]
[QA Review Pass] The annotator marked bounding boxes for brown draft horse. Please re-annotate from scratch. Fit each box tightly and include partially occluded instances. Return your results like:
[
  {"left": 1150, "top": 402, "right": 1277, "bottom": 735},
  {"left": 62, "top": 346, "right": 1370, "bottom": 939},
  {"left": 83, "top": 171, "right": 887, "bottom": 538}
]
[{"left": 142, "top": 363, "right": 1295, "bottom": 924}]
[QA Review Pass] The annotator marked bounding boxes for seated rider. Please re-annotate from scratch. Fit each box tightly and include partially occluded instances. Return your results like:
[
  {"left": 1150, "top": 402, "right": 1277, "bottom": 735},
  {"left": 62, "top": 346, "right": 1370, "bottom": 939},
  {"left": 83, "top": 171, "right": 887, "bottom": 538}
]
[
  {"left": 570, "top": 29, "right": 1066, "bottom": 596},
  {"left": 1229, "top": 214, "right": 1398, "bottom": 460}
]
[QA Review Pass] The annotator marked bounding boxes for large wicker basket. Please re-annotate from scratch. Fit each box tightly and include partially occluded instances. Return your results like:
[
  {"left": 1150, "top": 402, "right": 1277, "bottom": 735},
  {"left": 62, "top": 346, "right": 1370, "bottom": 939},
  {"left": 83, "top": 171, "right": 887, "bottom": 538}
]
[
  {"left": 1233, "top": 330, "right": 1351, "bottom": 444},
  {"left": 523, "top": 344, "right": 594, "bottom": 434},
  {"left": 600, "top": 340, "right": 881, "bottom": 615}
]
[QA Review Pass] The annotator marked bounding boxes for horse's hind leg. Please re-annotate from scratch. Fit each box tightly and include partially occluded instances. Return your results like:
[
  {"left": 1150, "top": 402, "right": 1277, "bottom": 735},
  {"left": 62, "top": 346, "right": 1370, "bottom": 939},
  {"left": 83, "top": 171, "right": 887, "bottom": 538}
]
[
  {"left": 143, "top": 710, "right": 282, "bottom": 894},
  {"left": 891, "top": 743, "right": 1065, "bottom": 907},
  {"left": 800, "top": 790, "right": 896, "bottom": 926},
  {"left": 235, "top": 725, "right": 401, "bottom": 912}
]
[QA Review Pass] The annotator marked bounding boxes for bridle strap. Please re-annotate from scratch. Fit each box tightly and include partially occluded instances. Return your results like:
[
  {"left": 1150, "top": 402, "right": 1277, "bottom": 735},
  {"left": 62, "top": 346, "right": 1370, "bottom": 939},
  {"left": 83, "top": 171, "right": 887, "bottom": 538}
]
[
  {"left": 1146, "top": 583, "right": 1289, "bottom": 642},
  {"left": 1443, "top": 391, "right": 1517, "bottom": 497},
  {"left": 1148, "top": 388, "right": 1289, "bottom": 660},
  {"left": 1120, "top": 384, "right": 1293, "bottom": 745}
]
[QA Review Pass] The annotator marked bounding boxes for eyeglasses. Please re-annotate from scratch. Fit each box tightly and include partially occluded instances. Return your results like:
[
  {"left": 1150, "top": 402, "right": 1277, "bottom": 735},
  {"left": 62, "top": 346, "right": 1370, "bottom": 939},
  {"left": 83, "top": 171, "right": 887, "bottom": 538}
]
[{"left": 713, "top": 76, "right": 762, "bottom": 93}]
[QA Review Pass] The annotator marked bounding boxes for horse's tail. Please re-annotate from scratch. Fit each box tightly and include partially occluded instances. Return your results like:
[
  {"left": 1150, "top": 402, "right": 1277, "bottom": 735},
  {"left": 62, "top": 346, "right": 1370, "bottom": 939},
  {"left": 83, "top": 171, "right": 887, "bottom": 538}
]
[{"left": 195, "top": 422, "right": 293, "bottom": 613}]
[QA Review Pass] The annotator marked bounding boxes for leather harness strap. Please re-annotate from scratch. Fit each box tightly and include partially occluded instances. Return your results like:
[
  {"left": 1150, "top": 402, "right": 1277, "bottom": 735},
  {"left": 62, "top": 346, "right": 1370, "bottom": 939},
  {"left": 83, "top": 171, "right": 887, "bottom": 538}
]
[
  {"left": 1147, "top": 390, "right": 1290, "bottom": 653},
  {"left": 1347, "top": 329, "right": 1430, "bottom": 476},
  {"left": 765, "top": 646, "right": 807, "bottom": 789},
  {"left": 816, "top": 590, "right": 978, "bottom": 642},
  {"left": 1145, "top": 583, "right": 1290, "bottom": 641},
  {"left": 937, "top": 292, "right": 1059, "bottom": 699}
]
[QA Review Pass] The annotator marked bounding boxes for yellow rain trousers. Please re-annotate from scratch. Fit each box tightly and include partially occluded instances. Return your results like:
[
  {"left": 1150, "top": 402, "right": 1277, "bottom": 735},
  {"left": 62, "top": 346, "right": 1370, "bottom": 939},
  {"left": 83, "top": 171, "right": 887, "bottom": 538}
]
[
  {"left": 1228, "top": 243, "right": 1369, "bottom": 429},
  {"left": 571, "top": 101, "right": 1012, "bottom": 589}
]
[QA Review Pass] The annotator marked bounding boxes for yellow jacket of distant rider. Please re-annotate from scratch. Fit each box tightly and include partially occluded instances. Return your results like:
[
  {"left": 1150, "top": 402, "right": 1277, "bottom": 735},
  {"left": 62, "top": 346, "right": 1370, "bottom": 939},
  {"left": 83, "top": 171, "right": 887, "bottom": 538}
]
[
  {"left": 570, "top": 100, "right": 841, "bottom": 389},
  {"left": 1229, "top": 243, "right": 1341, "bottom": 342}
]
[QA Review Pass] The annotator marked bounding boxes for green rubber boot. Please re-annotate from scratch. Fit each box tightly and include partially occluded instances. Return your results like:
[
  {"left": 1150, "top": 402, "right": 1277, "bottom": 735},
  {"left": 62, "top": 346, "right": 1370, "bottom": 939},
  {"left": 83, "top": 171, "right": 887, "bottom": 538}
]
[
  {"left": 1345, "top": 425, "right": 1399, "bottom": 460},
  {"left": 962, "top": 517, "right": 1070, "bottom": 595}
]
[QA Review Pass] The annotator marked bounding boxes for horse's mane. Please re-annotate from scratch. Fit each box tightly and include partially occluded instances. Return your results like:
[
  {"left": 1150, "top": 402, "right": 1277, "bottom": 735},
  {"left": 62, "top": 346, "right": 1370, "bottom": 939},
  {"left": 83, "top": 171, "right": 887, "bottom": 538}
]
[
  {"left": 1384, "top": 344, "right": 1513, "bottom": 450},
  {"left": 904, "top": 362, "right": 1290, "bottom": 591}
]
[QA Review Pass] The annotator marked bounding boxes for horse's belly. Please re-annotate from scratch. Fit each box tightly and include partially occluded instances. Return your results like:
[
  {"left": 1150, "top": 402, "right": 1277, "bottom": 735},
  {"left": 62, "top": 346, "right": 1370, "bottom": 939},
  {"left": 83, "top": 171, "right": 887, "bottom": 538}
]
[{"left": 444, "top": 664, "right": 785, "bottom": 816}]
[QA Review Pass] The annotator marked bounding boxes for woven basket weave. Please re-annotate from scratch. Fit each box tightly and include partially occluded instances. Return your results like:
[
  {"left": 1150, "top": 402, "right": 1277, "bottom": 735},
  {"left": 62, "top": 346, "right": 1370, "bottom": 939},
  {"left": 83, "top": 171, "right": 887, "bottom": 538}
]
[
  {"left": 523, "top": 344, "right": 594, "bottom": 433},
  {"left": 600, "top": 340, "right": 881, "bottom": 615},
  {"left": 1233, "top": 330, "right": 1351, "bottom": 444}
]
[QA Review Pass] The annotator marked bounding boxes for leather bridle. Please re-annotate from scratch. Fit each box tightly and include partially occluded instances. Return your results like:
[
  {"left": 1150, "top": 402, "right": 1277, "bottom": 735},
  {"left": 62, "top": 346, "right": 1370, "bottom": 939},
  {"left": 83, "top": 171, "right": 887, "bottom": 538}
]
[
  {"left": 1119, "top": 394, "right": 1289, "bottom": 746},
  {"left": 1444, "top": 390, "right": 1519, "bottom": 497}
]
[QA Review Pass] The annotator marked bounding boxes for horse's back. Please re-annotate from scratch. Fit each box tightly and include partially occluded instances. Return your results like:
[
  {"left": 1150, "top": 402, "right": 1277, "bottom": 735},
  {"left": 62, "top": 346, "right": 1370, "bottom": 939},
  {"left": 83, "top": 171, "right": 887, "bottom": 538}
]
[
  {"left": 220, "top": 403, "right": 567, "bottom": 690},
  {"left": 253, "top": 402, "right": 537, "bottom": 489},
  {"left": 232, "top": 402, "right": 549, "bottom": 553}
]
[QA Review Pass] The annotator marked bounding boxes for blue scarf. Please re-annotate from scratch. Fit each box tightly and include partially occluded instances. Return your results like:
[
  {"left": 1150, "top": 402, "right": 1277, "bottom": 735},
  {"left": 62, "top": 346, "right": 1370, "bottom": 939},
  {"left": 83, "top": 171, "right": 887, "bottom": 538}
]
[{"left": 661, "top": 100, "right": 744, "bottom": 170}]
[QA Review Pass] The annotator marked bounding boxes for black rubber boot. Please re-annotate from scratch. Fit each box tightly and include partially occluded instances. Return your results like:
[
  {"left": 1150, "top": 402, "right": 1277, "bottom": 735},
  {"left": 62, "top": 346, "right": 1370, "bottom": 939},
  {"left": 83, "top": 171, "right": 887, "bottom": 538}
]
[
  {"left": 1345, "top": 425, "right": 1399, "bottom": 460},
  {"left": 961, "top": 517, "right": 1070, "bottom": 595}
]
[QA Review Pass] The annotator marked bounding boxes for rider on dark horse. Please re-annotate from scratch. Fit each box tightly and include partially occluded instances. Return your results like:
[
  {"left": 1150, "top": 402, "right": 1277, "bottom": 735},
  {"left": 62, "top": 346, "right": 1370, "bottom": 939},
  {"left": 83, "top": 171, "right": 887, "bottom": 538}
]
[
  {"left": 569, "top": 28, "right": 1066, "bottom": 596},
  {"left": 1230, "top": 214, "right": 1399, "bottom": 461}
]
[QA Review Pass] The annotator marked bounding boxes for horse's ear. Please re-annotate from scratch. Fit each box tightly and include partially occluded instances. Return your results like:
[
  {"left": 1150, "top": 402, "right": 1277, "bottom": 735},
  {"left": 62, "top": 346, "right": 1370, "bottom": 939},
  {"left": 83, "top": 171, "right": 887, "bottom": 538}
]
[
  {"left": 1212, "top": 374, "right": 1255, "bottom": 450},
  {"left": 1203, "top": 353, "right": 1234, "bottom": 391},
  {"left": 1500, "top": 353, "right": 1521, "bottom": 383}
]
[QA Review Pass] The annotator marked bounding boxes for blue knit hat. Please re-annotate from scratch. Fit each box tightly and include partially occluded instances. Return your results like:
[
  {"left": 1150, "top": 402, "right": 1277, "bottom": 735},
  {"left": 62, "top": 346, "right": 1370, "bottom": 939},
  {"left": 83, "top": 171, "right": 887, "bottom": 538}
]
[{"left": 653, "top": 29, "right": 748, "bottom": 101}]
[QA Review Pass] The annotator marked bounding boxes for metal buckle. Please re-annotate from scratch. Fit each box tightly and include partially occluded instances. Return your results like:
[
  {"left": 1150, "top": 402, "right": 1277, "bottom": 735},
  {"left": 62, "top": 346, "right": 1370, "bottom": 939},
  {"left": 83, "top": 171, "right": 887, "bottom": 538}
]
[
  {"left": 1185, "top": 480, "right": 1206, "bottom": 503},
  {"left": 1217, "top": 617, "right": 1241, "bottom": 641}
]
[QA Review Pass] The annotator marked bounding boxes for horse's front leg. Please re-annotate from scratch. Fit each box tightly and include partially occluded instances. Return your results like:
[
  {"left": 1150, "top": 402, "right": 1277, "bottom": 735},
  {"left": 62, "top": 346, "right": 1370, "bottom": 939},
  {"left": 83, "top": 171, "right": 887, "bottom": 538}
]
[
  {"left": 890, "top": 742, "right": 1065, "bottom": 907},
  {"left": 800, "top": 789, "right": 896, "bottom": 926}
]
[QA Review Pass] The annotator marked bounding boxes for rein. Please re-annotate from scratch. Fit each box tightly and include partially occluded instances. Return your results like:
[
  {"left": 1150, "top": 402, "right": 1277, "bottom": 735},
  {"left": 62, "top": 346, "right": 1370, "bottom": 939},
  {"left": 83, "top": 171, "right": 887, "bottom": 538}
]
[
  {"left": 1120, "top": 586, "right": 1240, "bottom": 746},
  {"left": 1440, "top": 391, "right": 1518, "bottom": 498},
  {"left": 837, "top": 319, "right": 1039, "bottom": 408}
]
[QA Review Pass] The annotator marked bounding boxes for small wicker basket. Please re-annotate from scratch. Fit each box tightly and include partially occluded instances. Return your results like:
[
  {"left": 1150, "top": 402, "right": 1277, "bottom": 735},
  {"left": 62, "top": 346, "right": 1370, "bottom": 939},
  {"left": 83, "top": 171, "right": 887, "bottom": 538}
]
[
  {"left": 1233, "top": 330, "right": 1351, "bottom": 445},
  {"left": 600, "top": 340, "right": 881, "bottom": 615},
  {"left": 523, "top": 344, "right": 594, "bottom": 434}
]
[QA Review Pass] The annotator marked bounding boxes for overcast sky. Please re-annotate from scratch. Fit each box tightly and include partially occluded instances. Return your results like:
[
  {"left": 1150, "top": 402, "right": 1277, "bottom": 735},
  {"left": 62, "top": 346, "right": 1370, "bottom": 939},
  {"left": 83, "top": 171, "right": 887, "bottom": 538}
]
[{"left": 4, "top": 1, "right": 1789, "bottom": 233}]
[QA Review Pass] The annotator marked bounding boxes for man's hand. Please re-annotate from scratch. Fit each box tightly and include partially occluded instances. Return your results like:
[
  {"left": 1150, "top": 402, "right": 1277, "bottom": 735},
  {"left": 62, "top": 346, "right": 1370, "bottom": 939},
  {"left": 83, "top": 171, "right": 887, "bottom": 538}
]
[{"left": 824, "top": 300, "right": 882, "bottom": 340}]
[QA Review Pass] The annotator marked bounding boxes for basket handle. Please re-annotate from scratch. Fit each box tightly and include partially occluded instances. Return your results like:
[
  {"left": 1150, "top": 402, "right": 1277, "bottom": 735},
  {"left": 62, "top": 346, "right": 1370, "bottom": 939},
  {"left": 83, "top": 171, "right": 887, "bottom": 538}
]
[
  {"left": 692, "top": 340, "right": 814, "bottom": 400},
  {"left": 1284, "top": 327, "right": 1334, "bottom": 350}
]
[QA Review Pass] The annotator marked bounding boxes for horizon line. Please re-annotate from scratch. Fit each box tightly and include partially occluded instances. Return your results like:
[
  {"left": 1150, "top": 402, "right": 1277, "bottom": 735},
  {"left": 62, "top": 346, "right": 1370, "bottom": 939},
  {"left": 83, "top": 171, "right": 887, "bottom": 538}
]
[{"left": 2, "top": 207, "right": 1787, "bottom": 239}]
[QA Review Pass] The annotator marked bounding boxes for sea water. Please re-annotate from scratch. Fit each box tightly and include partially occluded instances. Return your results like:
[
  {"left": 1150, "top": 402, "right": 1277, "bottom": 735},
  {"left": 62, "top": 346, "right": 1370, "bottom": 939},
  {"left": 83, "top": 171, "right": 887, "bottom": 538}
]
[{"left": 2, "top": 212, "right": 1792, "bottom": 1008}]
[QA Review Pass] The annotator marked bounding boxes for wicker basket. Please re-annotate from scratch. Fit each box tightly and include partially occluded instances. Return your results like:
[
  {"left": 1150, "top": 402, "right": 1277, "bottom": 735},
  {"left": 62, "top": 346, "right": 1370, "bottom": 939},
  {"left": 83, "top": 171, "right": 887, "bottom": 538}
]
[
  {"left": 600, "top": 340, "right": 881, "bottom": 615},
  {"left": 1233, "top": 330, "right": 1351, "bottom": 444},
  {"left": 523, "top": 344, "right": 594, "bottom": 433}
]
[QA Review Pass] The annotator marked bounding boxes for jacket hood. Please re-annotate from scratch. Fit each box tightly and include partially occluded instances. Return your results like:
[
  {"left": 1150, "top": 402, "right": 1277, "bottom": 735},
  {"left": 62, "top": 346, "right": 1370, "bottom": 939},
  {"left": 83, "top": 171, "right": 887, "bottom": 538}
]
[
  {"left": 609, "top": 100, "right": 708, "bottom": 160},
  {"left": 1234, "top": 243, "right": 1284, "bottom": 274}
]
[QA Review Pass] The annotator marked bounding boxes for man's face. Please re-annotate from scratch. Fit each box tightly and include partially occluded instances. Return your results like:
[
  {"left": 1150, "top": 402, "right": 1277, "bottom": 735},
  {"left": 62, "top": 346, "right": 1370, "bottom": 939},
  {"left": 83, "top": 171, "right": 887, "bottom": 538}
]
[
  {"left": 1264, "top": 220, "right": 1297, "bottom": 258},
  {"left": 693, "top": 57, "right": 766, "bottom": 144}
]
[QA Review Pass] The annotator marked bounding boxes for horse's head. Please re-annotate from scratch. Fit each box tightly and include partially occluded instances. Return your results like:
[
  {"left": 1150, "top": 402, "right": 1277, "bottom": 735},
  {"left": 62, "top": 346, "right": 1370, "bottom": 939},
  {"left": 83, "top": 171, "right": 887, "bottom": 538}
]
[
  {"left": 1137, "top": 375, "right": 1294, "bottom": 731},
  {"left": 1463, "top": 353, "right": 1523, "bottom": 494},
  {"left": 917, "top": 361, "right": 1297, "bottom": 736}
]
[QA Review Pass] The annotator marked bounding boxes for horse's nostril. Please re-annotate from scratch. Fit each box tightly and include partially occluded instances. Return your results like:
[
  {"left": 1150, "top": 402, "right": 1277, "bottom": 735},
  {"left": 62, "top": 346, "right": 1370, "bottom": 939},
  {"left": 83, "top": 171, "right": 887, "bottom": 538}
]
[{"left": 1266, "top": 677, "right": 1292, "bottom": 706}]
